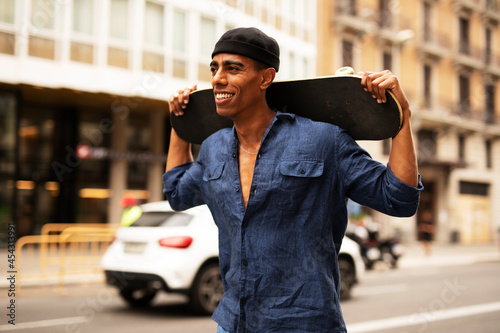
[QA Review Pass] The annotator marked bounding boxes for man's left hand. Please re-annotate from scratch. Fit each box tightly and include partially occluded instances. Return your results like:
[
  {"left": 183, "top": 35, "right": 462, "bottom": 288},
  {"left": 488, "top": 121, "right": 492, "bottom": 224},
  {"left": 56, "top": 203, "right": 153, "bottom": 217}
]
[{"left": 359, "top": 70, "right": 410, "bottom": 115}]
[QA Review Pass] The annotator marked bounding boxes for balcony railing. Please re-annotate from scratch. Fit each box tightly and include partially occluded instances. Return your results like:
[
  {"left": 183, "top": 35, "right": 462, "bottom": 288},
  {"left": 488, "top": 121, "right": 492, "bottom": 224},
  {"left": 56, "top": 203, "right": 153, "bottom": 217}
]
[
  {"left": 418, "top": 29, "right": 451, "bottom": 60},
  {"left": 453, "top": 0, "right": 482, "bottom": 13},
  {"left": 408, "top": 91, "right": 500, "bottom": 127}
]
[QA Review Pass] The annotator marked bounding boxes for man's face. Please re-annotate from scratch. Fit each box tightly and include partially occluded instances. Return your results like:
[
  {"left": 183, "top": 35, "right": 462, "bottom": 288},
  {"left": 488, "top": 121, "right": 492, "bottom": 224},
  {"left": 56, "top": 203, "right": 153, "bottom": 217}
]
[{"left": 210, "top": 53, "right": 263, "bottom": 119}]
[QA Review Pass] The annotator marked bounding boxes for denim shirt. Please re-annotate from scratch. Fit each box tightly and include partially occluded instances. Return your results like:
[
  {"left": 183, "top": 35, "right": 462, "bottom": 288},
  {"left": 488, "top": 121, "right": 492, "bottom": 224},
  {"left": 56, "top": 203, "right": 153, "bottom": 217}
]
[{"left": 163, "top": 111, "right": 423, "bottom": 333}]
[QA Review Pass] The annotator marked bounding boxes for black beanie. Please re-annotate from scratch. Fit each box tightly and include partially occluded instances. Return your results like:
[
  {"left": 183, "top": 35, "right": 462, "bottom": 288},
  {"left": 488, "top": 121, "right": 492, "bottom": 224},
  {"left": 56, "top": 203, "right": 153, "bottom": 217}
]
[{"left": 212, "top": 27, "right": 280, "bottom": 72}]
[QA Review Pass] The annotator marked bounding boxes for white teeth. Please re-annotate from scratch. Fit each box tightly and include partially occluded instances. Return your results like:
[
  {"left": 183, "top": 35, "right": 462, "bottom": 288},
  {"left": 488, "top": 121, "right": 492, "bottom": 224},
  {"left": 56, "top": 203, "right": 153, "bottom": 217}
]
[{"left": 216, "top": 93, "right": 234, "bottom": 100}]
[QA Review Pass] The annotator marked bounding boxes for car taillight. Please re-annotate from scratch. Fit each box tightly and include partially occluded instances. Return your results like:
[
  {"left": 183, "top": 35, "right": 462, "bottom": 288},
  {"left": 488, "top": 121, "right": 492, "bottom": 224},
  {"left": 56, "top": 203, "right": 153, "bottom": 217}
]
[{"left": 158, "top": 236, "right": 193, "bottom": 248}]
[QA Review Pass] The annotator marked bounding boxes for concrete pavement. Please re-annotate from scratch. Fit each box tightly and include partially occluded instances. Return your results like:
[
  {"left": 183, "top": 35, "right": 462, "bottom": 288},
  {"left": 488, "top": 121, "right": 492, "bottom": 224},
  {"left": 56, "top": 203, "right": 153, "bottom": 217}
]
[{"left": 398, "top": 242, "right": 500, "bottom": 269}]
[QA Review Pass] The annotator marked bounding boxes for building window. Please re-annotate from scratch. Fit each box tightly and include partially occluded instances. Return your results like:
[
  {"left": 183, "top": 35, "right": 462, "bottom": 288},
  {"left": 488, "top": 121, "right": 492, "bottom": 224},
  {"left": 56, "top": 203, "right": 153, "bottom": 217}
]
[
  {"left": 198, "top": 17, "right": 216, "bottom": 81},
  {"left": 144, "top": 2, "right": 164, "bottom": 46},
  {"left": 458, "top": 74, "right": 470, "bottom": 115},
  {"left": 245, "top": 0, "right": 254, "bottom": 15},
  {"left": 459, "top": 17, "right": 469, "bottom": 55},
  {"left": 0, "top": 0, "right": 15, "bottom": 55},
  {"left": 379, "top": 0, "right": 392, "bottom": 28},
  {"left": 423, "top": 1, "right": 431, "bottom": 42},
  {"left": 109, "top": 0, "right": 129, "bottom": 40},
  {"left": 418, "top": 129, "right": 436, "bottom": 161},
  {"left": 73, "top": 0, "right": 93, "bottom": 35},
  {"left": 458, "top": 135, "right": 465, "bottom": 163},
  {"left": 29, "top": 0, "right": 57, "bottom": 60},
  {"left": 142, "top": 1, "right": 164, "bottom": 72},
  {"left": 383, "top": 50, "right": 392, "bottom": 71},
  {"left": 108, "top": 0, "right": 129, "bottom": 68},
  {"left": 342, "top": 39, "right": 353, "bottom": 67},
  {"left": 142, "top": 51, "right": 164, "bottom": 73},
  {"left": 28, "top": 36, "right": 55, "bottom": 59},
  {"left": 0, "top": 0, "right": 15, "bottom": 24},
  {"left": 423, "top": 64, "right": 432, "bottom": 108},
  {"left": 200, "top": 17, "right": 216, "bottom": 56},
  {"left": 172, "top": 10, "right": 187, "bottom": 79},
  {"left": 459, "top": 181, "right": 489, "bottom": 196},
  {"left": 70, "top": 42, "right": 93, "bottom": 64},
  {"left": 0, "top": 31, "right": 15, "bottom": 55},
  {"left": 226, "top": 0, "right": 237, "bottom": 8},
  {"left": 108, "top": 47, "right": 129, "bottom": 68},
  {"left": 485, "top": 84, "right": 495, "bottom": 123},
  {"left": 31, "top": 0, "right": 56, "bottom": 30},
  {"left": 485, "top": 28, "right": 492, "bottom": 65},
  {"left": 71, "top": 0, "right": 94, "bottom": 64},
  {"left": 485, "top": 140, "right": 492, "bottom": 169}
]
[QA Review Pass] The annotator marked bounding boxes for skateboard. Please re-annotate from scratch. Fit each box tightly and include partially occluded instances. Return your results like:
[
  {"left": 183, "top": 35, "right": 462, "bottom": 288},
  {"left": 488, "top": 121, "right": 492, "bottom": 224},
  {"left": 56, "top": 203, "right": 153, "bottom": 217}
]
[{"left": 170, "top": 68, "right": 402, "bottom": 144}]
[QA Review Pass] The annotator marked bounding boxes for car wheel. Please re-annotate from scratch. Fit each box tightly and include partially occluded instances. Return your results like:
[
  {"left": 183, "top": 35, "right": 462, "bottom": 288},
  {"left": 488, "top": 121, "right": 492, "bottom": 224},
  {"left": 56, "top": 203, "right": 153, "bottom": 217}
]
[
  {"left": 119, "top": 287, "right": 158, "bottom": 308},
  {"left": 338, "top": 257, "right": 355, "bottom": 300},
  {"left": 189, "top": 262, "right": 223, "bottom": 315}
]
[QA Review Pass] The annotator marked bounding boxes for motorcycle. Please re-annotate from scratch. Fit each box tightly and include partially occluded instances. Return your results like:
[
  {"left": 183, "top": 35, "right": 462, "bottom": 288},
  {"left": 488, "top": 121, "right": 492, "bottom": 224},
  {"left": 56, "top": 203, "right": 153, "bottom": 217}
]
[{"left": 345, "top": 223, "right": 403, "bottom": 269}]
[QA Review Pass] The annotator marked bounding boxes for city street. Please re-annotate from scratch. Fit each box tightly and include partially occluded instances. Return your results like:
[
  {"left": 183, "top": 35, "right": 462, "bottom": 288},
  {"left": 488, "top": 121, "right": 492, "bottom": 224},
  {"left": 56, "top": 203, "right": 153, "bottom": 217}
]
[{"left": 2, "top": 260, "right": 499, "bottom": 333}]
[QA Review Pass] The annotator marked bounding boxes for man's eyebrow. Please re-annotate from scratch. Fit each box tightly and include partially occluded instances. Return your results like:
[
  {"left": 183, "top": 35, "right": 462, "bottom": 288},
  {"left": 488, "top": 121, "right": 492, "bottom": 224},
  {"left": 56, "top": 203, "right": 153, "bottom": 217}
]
[
  {"left": 222, "top": 60, "right": 245, "bottom": 67},
  {"left": 210, "top": 60, "right": 245, "bottom": 67}
]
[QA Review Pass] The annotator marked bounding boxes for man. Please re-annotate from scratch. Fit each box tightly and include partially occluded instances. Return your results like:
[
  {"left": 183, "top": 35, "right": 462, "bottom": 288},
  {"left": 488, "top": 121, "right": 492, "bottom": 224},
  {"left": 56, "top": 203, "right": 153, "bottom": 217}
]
[{"left": 164, "top": 27, "right": 422, "bottom": 333}]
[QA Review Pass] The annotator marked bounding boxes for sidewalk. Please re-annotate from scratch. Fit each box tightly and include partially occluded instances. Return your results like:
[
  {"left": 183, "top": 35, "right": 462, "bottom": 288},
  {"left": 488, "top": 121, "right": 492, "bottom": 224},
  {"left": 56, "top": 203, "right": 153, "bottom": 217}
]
[
  {"left": 398, "top": 242, "right": 500, "bottom": 269},
  {"left": 1, "top": 242, "right": 499, "bottom": 289}
]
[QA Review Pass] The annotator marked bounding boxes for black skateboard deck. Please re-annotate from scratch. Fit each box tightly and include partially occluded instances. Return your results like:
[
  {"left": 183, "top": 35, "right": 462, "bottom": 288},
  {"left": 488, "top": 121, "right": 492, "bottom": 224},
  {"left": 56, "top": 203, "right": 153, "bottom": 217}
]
[{"left": 170, "top": 75, "right": 402, "bottom": 144}]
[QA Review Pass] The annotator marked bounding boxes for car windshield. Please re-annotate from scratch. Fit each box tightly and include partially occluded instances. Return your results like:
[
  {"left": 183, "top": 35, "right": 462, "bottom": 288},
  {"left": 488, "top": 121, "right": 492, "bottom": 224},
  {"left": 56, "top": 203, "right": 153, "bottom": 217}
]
[{"left": 131, "top": 211, "right": 193, "bottom": 227}]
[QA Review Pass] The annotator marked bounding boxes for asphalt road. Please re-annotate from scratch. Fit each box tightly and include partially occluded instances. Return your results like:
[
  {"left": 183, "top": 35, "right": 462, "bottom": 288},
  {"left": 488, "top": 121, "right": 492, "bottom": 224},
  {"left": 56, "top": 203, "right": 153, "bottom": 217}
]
[{"left": 2, "top": 261, "right": 499, "bottom": 333}]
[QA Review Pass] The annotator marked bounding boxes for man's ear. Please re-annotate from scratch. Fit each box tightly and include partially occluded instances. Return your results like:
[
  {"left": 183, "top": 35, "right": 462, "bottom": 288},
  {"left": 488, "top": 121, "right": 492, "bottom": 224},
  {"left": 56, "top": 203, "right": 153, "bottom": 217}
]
[{"left": 260, "top": 68, "right": 276, "bottom": 90}]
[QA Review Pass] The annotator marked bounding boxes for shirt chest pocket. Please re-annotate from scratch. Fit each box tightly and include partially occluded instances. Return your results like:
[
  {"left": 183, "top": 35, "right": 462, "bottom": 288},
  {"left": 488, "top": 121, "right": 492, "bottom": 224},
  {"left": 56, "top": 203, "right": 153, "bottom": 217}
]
[
  {"left": 277, "top": 160, "right": 324, "bottom": 211},
  {"left": 203, "top": 162, "right": 225, "bottom": 192}
]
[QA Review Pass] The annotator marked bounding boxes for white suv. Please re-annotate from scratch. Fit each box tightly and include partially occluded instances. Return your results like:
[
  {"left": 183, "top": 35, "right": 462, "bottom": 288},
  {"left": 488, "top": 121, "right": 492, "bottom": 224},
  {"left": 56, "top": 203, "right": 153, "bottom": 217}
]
[{"left": 101, "top": 201, "right": 364, "bottom": 314}]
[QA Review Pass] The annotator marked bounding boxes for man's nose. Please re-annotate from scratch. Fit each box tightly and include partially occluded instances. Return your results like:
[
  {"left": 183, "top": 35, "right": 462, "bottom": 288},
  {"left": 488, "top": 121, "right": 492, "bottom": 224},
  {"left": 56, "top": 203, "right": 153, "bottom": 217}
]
[{"left": 212, "top": 69, "right": 227, "bottom": 86}]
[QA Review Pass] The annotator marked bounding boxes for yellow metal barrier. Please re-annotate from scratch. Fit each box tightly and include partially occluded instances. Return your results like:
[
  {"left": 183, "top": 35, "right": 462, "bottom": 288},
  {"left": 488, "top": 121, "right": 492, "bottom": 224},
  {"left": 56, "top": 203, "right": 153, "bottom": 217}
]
[
  {"left": 41, "top": 223, "right": 119, "bottom": 236},
  {"left": 16, "top": 223, "right": 118, "bottom": 293}
]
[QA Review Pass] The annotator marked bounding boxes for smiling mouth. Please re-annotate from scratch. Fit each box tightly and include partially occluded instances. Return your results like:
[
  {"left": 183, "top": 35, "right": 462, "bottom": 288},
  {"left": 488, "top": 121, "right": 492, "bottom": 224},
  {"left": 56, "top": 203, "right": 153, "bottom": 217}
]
[{"left": 215, "top": 93, "right": 235, "bottom": 101}]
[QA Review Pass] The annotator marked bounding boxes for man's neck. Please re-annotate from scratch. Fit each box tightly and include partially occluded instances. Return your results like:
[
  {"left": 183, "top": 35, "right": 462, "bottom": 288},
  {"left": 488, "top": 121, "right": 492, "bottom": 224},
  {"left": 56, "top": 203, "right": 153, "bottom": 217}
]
[{"left": 233, "top": 105, "right": 275, "bottom": 148}]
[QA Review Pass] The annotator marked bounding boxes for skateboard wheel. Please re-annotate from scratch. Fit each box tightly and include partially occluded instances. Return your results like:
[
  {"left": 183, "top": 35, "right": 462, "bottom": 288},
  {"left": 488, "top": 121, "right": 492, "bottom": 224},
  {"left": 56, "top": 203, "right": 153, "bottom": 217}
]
[{"left": 335, "top": 67, "right": 355, "bottom": 76}]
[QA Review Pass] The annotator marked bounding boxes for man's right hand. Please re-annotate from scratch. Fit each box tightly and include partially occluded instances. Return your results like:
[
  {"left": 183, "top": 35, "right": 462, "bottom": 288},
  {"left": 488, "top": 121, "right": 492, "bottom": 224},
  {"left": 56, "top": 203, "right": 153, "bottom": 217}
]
[
  {"left": 166, "top": 85, "right": 197, "bottom": 173},
  {"left": 169, "top": 85, "right": 197, "bottom": 116}
]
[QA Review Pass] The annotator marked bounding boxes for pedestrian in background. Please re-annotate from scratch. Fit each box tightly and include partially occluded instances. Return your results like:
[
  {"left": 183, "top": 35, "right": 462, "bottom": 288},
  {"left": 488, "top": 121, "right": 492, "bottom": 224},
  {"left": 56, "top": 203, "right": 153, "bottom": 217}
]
[{"left": 419, "top": 210, "right": 435, "bottom": 256}]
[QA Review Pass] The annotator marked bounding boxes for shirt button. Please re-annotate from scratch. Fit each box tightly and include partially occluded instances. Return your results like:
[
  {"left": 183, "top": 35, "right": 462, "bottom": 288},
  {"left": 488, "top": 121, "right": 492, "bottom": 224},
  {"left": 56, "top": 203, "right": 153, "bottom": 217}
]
[
  {"left": 242, "top": 260, "right": 248, "bottom": 266},
  {"left": 242, "top": 222, "right": 248, "bottom": 228},
  {"left": 235, "top": 186, "right": 240, "bottom": 192},
  {"left": 300, "top": 169, "right": 305, "bottom": 174},
  {"left": 232, "top": 153, "right": 236, "bottom": 158}
]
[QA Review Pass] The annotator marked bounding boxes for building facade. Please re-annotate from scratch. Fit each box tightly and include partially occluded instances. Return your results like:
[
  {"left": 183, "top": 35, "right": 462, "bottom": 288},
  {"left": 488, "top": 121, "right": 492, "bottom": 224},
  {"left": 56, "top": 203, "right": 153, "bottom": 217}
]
[
  {"left": 0, "top": 0, "right": 317, "bottom": 239},
  {"left": 317, "top": 0, "right": 500, "bottom": 244}
]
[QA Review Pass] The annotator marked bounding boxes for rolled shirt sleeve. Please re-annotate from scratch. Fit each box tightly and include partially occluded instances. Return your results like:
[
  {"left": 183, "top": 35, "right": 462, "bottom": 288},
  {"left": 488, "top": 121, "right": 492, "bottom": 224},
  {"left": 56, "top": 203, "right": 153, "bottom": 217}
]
[
  {"left": 337, "top": 130, "right": 423, "bottom": 217},
  {"left": 163, "top": 161, "right": 205, "bottom": 211}
]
